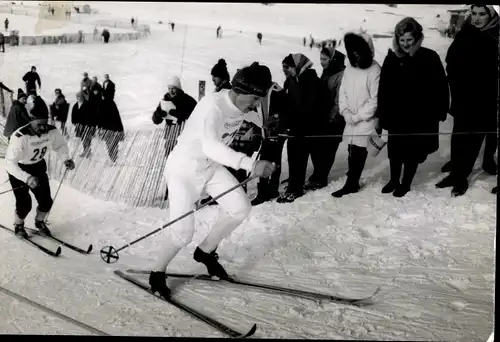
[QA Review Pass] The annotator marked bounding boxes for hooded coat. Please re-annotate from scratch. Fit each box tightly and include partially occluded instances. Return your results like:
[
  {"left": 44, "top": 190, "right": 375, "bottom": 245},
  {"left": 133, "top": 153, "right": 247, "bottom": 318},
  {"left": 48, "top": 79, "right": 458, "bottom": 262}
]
[
  {"left": 280, "top": 53, "right": 331, "bottom": 135},
  {"left": 339, "top": 32, "right": 380, "bottom": 148},
  {"left": 445, "top": 11, "right": 499, "bottom": 130},
  {"left": 377, "top": 23, "right": 449, "bottom": 163}
]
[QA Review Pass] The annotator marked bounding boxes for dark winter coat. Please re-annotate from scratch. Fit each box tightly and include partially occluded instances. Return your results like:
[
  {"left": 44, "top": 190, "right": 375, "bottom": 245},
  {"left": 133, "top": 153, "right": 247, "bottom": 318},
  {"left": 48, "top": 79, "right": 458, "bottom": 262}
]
[
  {"left": 377, "top": 46, "right": 449, "bottom": 163},
  {"left": 3, "top": 100, "right": 30, "bottom": 138},
  {"left": 50, "top": 94, "right": 69, "bottom": 123},
  {"left": 71, "top": 101, "right": 98, "bottom": 137},
  {"left": 320, "top": 50, "right": 346, "bottom": 142},
  {"left": 90, "top": 82, "right": 103, "bottom": 100},
  {"left": 22, "top": 71, "right": 41, "bottom": 92},
  {"left": 152, "top": 91, "right": 197, "bottom": 127},
  {"left": 102, "top": 79, "right": 115, "bottom": 101},
  {"left": 0, "top": 33, "right": 4, "bottom": 44},
  {"left": 445, "top": 18, "right": 499, "bottom": 130},
  {"left": 81, "top": 77, "right": 92, "bottom": 102},
  {"left": 98, "top": 99, "right": 124, "bottom": 134},
  {"left": 281, "top": 69, "right": 331, "bottom": 136}
]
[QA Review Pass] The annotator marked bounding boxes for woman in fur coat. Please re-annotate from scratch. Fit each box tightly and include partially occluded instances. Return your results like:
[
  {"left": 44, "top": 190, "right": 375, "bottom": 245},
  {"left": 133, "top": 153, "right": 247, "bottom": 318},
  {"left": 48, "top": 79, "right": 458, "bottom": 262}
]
[
  {"left": 376, "top": 17, "right": 449, "bottom": 197},
  {"left": 332, "top": 32, "right": 380, "bottom": 198}
]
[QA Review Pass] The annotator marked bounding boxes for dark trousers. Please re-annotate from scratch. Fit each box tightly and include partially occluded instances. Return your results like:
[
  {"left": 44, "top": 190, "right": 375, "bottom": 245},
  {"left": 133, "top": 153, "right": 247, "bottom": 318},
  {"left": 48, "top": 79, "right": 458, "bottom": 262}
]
[
  {"left": 309, "top": 137, "right": 341, "bottom": 185},
  {"left": 256, "top": 137, "right": 285, "bottom": 198},
  {"left": 450, "top": 118, "right": 496, "bottom": 181},
  {"left": 0, "top": 42, "right": 4, "bottom": 52},
  {"left": 287, "top": 137, "right": 310, "bottom": 193},
  {"left": 389, "top": 158, "right": 418, "bottom": 187},
  {"left": 8, "top": 160, "right": 53, "bottom": 219},
  {"left": 346, "top": 144, "right": 368, "bottom": 185},
  {"left": 26, "top": 87, "right": 37, "bottom": 96},
  {"left": 80, "top": 127, "right": 96, "bottom": 155}
]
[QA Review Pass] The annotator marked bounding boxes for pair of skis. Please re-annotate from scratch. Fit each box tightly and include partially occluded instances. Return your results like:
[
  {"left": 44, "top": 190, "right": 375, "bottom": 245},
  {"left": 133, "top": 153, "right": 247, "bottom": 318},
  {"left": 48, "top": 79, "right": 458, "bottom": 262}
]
[
  {"left": 115, "top": 268, "right": 380, "bottom": 338},
  {"left": 0, "top": 223, "right": 92, "bottom": 256}
]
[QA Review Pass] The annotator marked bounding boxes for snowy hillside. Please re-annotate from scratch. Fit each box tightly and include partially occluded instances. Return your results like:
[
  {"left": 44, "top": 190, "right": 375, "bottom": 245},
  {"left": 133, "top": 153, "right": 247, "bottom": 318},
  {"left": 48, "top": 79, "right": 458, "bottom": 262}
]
[{"left": 0, "top": 2, "right": 495, "bottom": 340}]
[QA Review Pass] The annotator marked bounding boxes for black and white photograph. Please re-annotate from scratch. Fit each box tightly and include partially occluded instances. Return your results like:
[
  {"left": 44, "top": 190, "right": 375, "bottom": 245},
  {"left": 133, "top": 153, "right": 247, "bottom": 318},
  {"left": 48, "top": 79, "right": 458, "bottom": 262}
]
[{"left": 0, "top": 1, "right": 496, "bottom": 340}]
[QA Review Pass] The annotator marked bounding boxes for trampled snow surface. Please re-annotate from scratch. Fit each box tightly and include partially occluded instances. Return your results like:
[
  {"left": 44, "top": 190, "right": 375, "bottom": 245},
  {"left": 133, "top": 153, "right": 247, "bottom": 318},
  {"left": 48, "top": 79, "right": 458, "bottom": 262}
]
[{"left": 0, "top": 2, "right": 496, "bottom": 340}]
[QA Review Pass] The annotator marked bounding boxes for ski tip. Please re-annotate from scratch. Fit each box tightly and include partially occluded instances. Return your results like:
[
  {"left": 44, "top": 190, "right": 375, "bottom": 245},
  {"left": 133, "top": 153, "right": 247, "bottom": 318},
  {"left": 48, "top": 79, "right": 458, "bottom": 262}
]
[
  {"left": 55, "top": 246, "right": 62, "bottom": 256},
  {"left": 240, "top": 324, "right": 257, "bottom": 338},
  {"left": 87, "top": 244, "right": 93, "bottom": 253}
]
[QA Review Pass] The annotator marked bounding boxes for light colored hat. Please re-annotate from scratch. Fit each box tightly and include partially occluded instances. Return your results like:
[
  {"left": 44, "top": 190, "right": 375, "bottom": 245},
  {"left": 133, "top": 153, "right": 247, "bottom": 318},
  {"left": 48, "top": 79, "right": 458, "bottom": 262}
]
[{"left": 167, "top": 76, "right": 182, "bottom": 90}]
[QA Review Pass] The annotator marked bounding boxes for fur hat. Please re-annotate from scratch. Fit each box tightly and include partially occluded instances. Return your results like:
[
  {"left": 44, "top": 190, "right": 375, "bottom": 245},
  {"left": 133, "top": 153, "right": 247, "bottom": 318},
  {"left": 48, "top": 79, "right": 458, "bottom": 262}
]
[
  {"left": 231, "top": 62, "right": 272, "bottom": 97},
  {"left": 17, "top": 88, "right": 27, "bottom": 100},
  {"left": 26, "top": 95, "right": 49, "bottom": 119},
  {"left": 167, "top": 76, "right": 182, "bottom": 90},
  {"left": 211, "top": 58, "right": 230, "bottom": 81},
  {"left": 344, "top": 32, "right": 375, "bottom": 69}
]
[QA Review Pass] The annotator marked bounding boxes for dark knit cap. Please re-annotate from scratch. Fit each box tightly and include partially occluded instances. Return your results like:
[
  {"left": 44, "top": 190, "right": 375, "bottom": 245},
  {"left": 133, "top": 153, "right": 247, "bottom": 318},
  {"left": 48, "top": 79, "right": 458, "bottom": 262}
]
[
  {"left": 231, "top": 62, "right": 272, "bottom": 97},
  {"left": 211, "top": 58, "right": 230, "bottom": 81},
  {"left": 17, "top": 88, "right": 27, "bottom": 100},
  {"left": 28, "top": 95, "right": 49, "bottom": 119},
  {"left": 320, "top": 47, "right": 333, "bottom": 58},
  {"left": 282, "top": 54, "right": 295, "bottom": 67}
]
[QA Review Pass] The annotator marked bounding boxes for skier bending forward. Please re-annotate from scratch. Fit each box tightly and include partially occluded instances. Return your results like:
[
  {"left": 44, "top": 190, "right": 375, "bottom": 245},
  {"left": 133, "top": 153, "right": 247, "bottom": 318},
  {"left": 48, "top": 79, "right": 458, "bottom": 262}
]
[
  {"left": 150, "top": 62, "right": 276, "bottom": 298},
  {"left": 5, "top": 95, "right": 75, "bottom": 238}
]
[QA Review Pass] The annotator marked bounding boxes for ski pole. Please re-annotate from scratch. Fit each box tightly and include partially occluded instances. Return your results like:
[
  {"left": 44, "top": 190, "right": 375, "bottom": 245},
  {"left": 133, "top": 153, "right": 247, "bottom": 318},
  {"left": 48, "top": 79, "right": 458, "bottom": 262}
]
[
  {"left": 0, "top": 185, "right": 24, "bottom": 196},
  {"left": 100, "top": 174, "right": 258, "bottom": 264}
]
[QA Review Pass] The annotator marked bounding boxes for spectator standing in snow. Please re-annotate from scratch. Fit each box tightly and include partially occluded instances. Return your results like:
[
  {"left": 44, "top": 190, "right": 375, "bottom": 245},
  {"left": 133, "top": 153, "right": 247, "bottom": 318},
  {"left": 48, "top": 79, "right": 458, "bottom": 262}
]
[
  {"left": 170, "top": 22, "right": 175, "bottom": 32},
  {"left": 102, "top": 28, "right": 110, "bottom": 43},
  {"left": 152, "top": 76, "right": 197, "bottom": 156},
  {"left": 211, "top": 59, "right": 231, "bottom": 92},
  {"left": 257, "top": 32, "right": 263, "bottom": 44},
  {"left": 376, "top": 17, "right": 449, "bottom": 198},
  {"left": 81, "top": 72, "right": 92, "bottom": 102},
  {"left": 277, "top": 53, "right": 332, "bottom": 203},
  {"left": 251, "top": 83, "right": 286, "bottom": 206},
  {"left": 131, "top": 17, "right": 135, "bottom": 27},
  {"left": 71, "top": 91, "right": 98, "bottom": 158},
  {"left": 49, "top": 88, "right": 69, "bottom": 135},
  {"left": 3, "top": 89, "right": 29, "bottom": 139},
  {"left": 331, "top": 32, "right": 380, "bottom": 198},
  {"left": 152, "top": 76, "right": 197, "bottom": 200},
  {"left": 22, "top": 66, "right": 41, "bottom": 96},
  {"left": 4, "top": 18, "right": 8, "bottom": 32},
  {"left": 305, "top": 44, "right": 346, "bottom": 191},
  {"left": 436, "top": 5, "right": 498, "bottom": 197},
  {"left": 97, "top": 75, "right": 124, "bottom": 163},
  {"left": 89, "top": 76, "right": 103, "bottom": 101},
  {"left": 216, "top": 25, "right": 222, "bottom": 39},
  {"left": 0, "top": 32, "right": 5, "bottom": 52}
]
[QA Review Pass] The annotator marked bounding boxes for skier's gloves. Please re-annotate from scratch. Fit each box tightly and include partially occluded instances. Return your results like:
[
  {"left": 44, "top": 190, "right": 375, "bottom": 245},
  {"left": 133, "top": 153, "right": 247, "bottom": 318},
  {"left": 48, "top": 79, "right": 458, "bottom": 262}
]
[
  {"left": 26, "top": 176, "right": 38, "bottom": 189},
  {"left": 64, "top": 159, "right": 75, "bottom": 170},
  {"left": 252, "top": 160, "right": 276, "bottom": 178}
]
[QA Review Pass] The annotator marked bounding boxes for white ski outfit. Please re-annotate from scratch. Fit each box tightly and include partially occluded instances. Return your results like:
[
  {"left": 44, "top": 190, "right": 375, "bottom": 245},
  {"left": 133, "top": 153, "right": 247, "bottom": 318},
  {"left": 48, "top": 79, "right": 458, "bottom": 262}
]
[{"left": 154, "top": 89, "right": 263, "bottom": 272}]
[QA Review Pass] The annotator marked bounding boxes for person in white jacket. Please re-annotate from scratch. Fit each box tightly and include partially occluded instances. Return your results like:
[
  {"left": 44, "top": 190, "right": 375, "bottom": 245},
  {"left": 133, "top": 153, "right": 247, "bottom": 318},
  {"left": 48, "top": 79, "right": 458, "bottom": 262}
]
[
  {"left": 149, "top": 62, "right": 276, "bottom": 299},
  {"left": 332, "top": 32, "right": 380, "bottom": 198},
  {"left": 5, "top": 95, "right": 75, "bottom": 238}
]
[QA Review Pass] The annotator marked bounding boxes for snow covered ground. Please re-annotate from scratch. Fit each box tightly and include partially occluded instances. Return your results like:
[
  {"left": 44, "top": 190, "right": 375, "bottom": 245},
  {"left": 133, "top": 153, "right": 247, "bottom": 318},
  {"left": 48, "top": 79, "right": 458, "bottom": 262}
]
[{"left": 0, "top": 2, "right": 495, "bottom": 340}]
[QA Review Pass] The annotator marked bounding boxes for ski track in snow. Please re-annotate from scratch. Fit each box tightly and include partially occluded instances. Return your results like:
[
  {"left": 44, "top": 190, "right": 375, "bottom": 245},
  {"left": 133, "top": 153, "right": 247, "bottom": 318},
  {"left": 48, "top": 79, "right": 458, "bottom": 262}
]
[{"left": 0, "top": 2, "right": 495, "bottom": 340}]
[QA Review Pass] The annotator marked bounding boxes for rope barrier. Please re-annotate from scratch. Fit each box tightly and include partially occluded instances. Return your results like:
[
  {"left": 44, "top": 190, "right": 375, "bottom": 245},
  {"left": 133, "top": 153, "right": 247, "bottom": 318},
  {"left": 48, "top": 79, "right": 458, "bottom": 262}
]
[{"left": 266, "top": 131, "right": 498, "bottom": 140}]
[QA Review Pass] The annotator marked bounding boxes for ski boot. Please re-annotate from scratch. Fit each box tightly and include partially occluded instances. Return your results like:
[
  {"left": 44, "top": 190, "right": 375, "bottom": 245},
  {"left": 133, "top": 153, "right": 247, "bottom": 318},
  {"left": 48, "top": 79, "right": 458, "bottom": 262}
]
[
  {"left": 193, "top": 247, "right": 229, "bottom": 280},
  {"left": 34, "top": 220, "right": 52, "bottom": 236},
  {"left": 14, "top": 223, "right": 28, "bottom": 239},
  {"left": 149, "top": 271, "right": 171, "bottom": 298}
]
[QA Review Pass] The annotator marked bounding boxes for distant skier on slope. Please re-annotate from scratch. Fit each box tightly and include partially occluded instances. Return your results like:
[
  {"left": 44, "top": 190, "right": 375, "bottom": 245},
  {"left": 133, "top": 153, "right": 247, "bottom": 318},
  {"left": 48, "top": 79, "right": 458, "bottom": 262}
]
[
  {"left": 4, "top": 95, "right": 75, "bottom": 238},
  {"left": 149, "top": 62, "right": 276, "bottom": 298}
]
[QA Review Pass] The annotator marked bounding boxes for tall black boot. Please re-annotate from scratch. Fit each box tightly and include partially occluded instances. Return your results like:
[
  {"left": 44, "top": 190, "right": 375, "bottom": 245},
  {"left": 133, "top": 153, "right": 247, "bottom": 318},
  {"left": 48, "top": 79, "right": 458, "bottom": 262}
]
[
  {"left": 393, "top": 162, "right": 418, "bottom": 197},
  {"left": 332, "top": 145, "right": 367, "bottom": 198},
  {"left": 382, "top": 159, "right": 402, "bottom": 194}
]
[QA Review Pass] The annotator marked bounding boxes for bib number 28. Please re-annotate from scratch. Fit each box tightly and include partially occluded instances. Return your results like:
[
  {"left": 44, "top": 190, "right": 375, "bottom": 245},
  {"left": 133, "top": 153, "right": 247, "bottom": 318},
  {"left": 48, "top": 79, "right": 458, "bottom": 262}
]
[{"left": 31, "top": 146, "right": 48, "bottom": 162}]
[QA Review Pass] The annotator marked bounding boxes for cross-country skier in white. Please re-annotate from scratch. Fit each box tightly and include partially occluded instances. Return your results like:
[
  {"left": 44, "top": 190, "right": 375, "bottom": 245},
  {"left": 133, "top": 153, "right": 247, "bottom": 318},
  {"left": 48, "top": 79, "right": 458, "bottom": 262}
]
[
  {"left": 5, "top": 95, "right": 75, "bottom": 238},
  {"left": 150, "top": 62, "right": 276, "bottom": 298}
]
